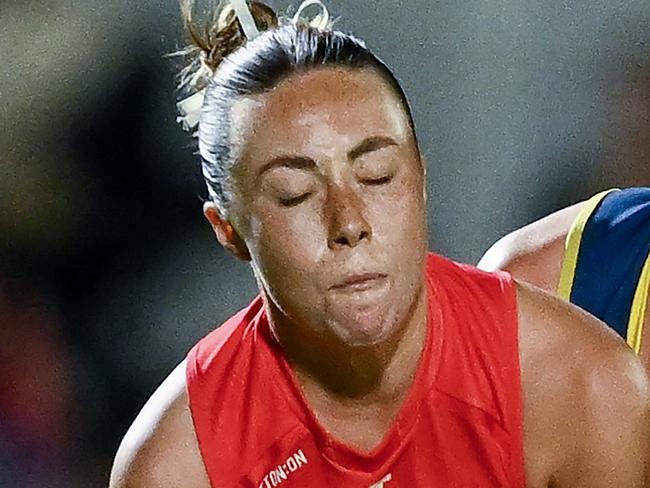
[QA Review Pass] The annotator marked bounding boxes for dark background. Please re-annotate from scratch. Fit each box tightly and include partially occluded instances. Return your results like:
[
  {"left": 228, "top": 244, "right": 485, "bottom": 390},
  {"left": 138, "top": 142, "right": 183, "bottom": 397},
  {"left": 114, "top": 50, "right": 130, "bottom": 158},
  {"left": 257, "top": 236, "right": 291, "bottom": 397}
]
[{"left": 1, "top": 0, "right": 649, "bottom": 485}]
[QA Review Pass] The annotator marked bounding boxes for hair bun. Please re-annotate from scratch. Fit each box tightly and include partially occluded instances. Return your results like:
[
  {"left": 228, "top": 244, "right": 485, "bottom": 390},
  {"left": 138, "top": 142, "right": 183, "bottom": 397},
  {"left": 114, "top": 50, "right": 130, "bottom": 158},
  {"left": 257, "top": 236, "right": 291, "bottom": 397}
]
[
  {"left": 182, "top": 1, "right": 278, "bottom": 75},
  {"left": 210, "top": 2, "right": 278, "bottom": 69}
]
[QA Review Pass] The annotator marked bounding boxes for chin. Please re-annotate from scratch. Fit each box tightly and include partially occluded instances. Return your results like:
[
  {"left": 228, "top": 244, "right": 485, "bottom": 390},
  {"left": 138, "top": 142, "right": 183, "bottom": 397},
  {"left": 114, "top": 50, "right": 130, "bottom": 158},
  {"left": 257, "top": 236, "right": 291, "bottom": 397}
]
[{"left": 329, "top": 311, "right": 399, "bottom": 348}]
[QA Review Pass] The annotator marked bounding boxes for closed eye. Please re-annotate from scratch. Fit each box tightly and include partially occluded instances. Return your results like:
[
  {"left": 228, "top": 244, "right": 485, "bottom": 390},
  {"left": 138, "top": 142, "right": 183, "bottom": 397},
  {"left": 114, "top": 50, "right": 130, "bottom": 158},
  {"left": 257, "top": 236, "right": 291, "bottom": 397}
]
[
  {"left": 360, "top": 174, "right": 394, "bottom": 186},
  {"left": 279, "top": 192, "right": 313, "bottom": 207}
]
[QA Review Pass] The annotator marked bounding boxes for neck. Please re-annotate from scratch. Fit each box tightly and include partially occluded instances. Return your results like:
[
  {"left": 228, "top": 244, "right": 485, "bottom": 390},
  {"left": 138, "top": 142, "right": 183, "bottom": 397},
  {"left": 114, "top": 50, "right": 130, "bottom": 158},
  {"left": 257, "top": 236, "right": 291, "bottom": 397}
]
[{"left": 266, "top": 282, "right": 429, "bottom": 405}]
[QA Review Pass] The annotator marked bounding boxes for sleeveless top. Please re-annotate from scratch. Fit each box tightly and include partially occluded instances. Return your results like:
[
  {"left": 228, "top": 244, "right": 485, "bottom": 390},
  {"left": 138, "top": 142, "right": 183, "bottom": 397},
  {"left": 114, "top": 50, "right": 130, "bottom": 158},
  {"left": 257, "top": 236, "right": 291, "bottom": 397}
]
[
  {"left": 558, "top": 187, "right": 650, "bottom": 353},
  {"left": 187, "top": 253, "right": 525, "bottom": 487}
]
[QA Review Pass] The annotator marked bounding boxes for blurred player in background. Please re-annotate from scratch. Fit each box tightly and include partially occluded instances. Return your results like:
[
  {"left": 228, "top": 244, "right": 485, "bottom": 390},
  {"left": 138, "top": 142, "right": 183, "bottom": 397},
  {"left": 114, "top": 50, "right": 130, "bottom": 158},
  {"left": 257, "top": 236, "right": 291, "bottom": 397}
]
[
  {"left": 110, "top": 2, "right": 650, "bottom": 487},
  {"left": 480, "top": 187, "right": 650, "bottom": 368}
]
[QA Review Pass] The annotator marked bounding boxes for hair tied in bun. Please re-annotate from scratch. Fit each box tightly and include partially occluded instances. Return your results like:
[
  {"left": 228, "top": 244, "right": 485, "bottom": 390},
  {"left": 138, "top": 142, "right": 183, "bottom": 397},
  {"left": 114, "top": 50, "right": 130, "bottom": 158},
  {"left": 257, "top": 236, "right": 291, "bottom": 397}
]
[
  {"left": 177, "top": 0, "right": 331, "bottom": 135},
  {"left": 230, "top": 0, "right": 261, "bottom": 40}
]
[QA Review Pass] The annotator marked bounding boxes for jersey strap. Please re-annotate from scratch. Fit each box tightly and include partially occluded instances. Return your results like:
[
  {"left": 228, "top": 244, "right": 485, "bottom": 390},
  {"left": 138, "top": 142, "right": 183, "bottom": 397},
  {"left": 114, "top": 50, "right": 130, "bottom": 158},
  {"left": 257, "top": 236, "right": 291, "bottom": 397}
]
[{"left": 558, "top": 187, "right": 650, "bottom": 353}]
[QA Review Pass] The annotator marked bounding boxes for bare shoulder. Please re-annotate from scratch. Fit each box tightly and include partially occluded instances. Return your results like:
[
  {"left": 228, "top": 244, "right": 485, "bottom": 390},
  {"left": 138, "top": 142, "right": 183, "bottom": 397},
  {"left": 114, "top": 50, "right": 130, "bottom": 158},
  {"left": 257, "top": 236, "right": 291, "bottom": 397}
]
[
  {"left": 109, "top": 360, "right": 211, "bottom": 488},
  {"left": 477, "top": 201, "right": 585, "bottom": 293},
  {"left": 516, "top": 282, "right": 650, "bottom": 487}
]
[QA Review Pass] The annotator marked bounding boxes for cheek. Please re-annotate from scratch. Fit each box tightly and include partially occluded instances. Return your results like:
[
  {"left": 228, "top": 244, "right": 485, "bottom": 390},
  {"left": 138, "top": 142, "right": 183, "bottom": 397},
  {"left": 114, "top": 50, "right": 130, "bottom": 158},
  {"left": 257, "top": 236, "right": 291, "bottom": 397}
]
[
  {"left": 250, "top": 200, "right": 328, "bottom": 270},
  {"left": 367, "top": 172, "right": 427, "bottom": 242},
  {"left": 247, "top": 203, "right": 329, "bottom": 318}
]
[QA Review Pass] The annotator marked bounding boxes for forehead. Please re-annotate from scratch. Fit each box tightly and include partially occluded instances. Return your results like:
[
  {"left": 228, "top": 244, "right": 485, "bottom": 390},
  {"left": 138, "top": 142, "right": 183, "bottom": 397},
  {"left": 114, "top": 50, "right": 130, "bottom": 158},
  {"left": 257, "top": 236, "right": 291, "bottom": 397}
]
[{"left": 238, "top": 67, "right": 411, "bottom": 158}]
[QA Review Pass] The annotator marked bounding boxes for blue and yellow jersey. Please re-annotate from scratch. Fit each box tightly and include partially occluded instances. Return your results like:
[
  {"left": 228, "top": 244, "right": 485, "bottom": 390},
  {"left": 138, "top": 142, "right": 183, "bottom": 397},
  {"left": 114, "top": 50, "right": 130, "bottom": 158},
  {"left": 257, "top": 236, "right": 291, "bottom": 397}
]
[{"left": 558, "top": 187, "right": 650, "bottom": 354}]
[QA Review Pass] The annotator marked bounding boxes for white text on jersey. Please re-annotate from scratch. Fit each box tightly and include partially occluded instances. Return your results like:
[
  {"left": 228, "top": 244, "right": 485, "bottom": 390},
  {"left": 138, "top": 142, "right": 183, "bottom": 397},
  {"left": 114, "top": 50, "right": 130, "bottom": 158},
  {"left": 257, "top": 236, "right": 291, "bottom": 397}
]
[
  {"left": 259, "top": 449, "right": 308, "bottom": 487},
  {"left": 369, "top": 473, "right": 392, "bottom": 488}
]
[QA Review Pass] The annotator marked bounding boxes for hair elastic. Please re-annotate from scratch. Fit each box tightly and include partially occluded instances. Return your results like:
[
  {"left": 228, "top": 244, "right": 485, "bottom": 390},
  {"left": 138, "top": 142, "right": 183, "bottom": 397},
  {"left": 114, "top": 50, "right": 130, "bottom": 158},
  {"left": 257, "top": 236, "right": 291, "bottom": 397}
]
[
  {"left": 230, "top": 0, "right": 261, "bottom": 40},
  {"left": 292, "top": 0, "right": 329, "bottom": 30},
  {"left": 177, "top": 0, "right": 331, "bottom": 134}
]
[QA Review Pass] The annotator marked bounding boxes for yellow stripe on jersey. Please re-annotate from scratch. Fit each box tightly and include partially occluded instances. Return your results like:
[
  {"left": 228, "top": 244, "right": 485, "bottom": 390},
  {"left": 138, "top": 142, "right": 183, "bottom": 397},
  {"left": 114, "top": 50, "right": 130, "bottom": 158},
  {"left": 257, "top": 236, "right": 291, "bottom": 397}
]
[
  {"left": 627, "top": 252, "right": 650, "bottom": 354},
  {"left": 557, "top": 189, "right": 619, "bottom": 300}
]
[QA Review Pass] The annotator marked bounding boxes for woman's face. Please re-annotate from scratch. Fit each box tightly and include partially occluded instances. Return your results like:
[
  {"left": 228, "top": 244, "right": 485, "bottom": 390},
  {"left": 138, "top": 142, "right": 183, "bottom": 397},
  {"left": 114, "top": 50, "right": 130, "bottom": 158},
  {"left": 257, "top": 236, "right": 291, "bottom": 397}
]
[{"left": 220, "top": 67, "right": 428, "bottom": 347}]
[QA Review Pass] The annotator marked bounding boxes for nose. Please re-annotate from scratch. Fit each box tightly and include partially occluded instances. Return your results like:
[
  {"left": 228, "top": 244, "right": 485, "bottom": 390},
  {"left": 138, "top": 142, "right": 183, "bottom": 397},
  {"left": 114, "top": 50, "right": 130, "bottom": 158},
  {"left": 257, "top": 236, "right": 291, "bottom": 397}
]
[{"left": 326, "top": 184, "right": 372, "bottom": 249}]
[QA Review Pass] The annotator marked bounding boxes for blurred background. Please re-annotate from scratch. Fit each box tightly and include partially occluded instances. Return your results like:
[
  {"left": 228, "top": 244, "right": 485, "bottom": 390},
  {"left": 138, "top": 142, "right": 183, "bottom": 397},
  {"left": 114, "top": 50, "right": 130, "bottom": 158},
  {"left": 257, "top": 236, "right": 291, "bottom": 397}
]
[{"left": 1, "top": 0, "right": 649, "bottom": 485}]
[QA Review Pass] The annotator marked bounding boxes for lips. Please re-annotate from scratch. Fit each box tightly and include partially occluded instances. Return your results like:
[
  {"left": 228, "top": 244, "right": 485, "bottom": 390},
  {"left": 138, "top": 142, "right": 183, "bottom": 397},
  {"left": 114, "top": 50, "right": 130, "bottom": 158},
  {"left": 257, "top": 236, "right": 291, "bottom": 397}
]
[{"left": 330, "top": 273, "right": 388, "bottom": 291}]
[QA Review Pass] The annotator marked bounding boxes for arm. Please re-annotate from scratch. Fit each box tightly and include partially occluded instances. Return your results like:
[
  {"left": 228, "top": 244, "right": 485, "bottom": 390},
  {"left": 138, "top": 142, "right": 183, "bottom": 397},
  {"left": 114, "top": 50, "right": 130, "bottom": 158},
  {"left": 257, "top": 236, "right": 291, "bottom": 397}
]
[
  {"left": 109, "top": 361, "right": 211, "bottom": 488},
  {"left": 478, "top": 201, "right": 585, "bottom": 293},
  {"left": 517, "top": 282, "right": 650, "bottom": 487}
]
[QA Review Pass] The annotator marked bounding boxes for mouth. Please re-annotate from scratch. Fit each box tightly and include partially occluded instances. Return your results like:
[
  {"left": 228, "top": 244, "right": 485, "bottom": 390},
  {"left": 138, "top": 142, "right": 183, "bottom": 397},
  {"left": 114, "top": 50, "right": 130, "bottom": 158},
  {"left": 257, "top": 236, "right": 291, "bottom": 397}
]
[{"left": 330, "top": 273, "right": 388, "bottom": 292}]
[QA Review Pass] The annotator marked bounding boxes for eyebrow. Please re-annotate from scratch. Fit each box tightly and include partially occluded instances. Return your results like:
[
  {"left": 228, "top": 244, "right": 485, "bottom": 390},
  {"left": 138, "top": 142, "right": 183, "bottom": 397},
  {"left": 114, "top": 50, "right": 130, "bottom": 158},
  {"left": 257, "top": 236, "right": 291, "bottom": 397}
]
[
  {"left": 256, "top": 135, "right": 399, "bottom": 179},
  {"left": 257, "top": 156, "right": 317, "bottom": 180},
  {"left": 347, "top": 135, "right": 398, "bottom": 161}
]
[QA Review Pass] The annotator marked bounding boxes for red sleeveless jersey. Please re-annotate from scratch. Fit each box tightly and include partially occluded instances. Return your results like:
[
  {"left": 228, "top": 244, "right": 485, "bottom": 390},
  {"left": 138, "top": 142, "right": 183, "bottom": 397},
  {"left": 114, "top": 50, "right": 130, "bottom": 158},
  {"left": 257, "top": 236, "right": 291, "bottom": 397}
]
[{"left": 186, "top": 253, "right": 525, "bottom": 487}]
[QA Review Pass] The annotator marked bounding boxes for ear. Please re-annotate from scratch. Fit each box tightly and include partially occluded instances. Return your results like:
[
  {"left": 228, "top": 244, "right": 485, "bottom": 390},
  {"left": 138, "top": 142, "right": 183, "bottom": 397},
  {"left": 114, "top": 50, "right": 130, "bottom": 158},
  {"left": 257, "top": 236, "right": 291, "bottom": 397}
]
[{"left": 203, "top": 202, "right": 251, "bottom": 261}]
